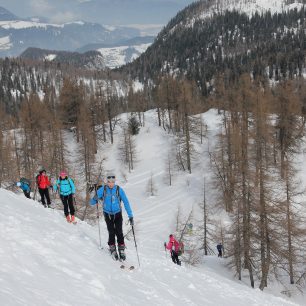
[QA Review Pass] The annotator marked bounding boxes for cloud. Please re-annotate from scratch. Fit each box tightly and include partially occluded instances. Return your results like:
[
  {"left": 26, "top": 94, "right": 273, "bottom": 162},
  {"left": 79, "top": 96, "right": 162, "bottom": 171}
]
[
  {"left": 30, "top": 0, "right": 53, "bottom": 15},
  {"left": 49, "top": 11, "right": 79, "bottom": 23}
]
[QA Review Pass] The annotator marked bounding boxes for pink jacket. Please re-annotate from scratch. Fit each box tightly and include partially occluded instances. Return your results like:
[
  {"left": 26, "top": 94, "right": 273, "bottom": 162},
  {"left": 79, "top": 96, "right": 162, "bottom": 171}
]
[{"left": 166, "top": 236, "right": 180, "bottom": 253}]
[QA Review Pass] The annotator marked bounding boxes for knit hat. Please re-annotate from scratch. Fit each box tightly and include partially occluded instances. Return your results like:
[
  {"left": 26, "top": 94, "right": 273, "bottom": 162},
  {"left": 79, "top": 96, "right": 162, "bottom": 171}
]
[{"left": 60, "top": 171, "right": 67, "bottom": 177}]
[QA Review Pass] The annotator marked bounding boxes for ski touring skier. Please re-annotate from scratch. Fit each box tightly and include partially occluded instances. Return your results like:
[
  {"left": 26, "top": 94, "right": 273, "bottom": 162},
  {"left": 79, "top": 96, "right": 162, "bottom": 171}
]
[
  {"left": 217, "top": 242, "right": 223, "bottom": 258},
  {"left": 165, "top": 234, "right": 181, "bottom": 266},
  {"left": 16, "top": 178, "right": 31, "bottom": 199},
  {"left": 36, "top": 169, "right": 52, "bottom": 207},
  {"left": 89, "top": 173, "right": 134, "bottom": 261},
  {"left": 53, "top": 171, "right": 76, "bottom": 223}
]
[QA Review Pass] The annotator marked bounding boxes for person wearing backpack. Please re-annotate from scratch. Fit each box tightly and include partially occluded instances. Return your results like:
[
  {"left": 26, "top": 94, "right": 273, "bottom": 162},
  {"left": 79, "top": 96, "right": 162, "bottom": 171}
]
[
  {"left": 16, "top": 178, "right": 31, "bottom": 199},
  {"left": 89, "top": 173, "right": 134, "bottom": 261},
  {"left": 36, "top": 169, "right": 51, "bottom": 207},
  {"left": 53, "top": 171, "right": 76, "bottom": 223},
  {"left": 217, "top": 242, "right": 223, "bottom": 258},
  {"left": 165, "top": 234, "right": 181, "bottom": 266}
]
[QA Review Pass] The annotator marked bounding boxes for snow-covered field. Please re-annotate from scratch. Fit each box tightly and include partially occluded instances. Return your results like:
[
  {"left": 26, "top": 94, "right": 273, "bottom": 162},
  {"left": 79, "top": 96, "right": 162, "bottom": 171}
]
[{"left": 0, "top": 110, "right": 304, "bottom": 305}]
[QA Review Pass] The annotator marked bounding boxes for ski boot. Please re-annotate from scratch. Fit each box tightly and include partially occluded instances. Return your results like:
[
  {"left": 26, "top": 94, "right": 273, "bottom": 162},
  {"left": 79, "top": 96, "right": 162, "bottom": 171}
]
[
  {"left": 71, "top": 215, "right": 77, "bottom": 224},
  {"left": 118, "top": 244, "right": 126, "bottom": 261},
  {"left": 66, "top": 215, "right": 71, "bottom": 223},
  {"left": 109, "top": 245, "right": 119, "bottom": 261}
]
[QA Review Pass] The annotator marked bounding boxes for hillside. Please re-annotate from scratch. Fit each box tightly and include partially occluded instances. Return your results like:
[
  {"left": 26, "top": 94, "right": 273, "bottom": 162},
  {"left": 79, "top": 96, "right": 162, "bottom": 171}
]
[
  {"left": 122, "top": 1, "right": 306, "bottom": 93},
  {"left": 20, "top": 47, "right": 106, "bottom": 70},
  {"left": 0, "top": 109, "right": 303, "bottom": 306}
]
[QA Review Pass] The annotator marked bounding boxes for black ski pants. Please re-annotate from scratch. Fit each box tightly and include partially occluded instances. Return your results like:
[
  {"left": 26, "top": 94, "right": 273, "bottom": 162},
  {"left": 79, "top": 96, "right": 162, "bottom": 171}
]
[
  {"left": 104, "top": 212, "right": 124, "bottom": 246},
  {"left": 60, "top": 194, "right": 75, "bottom": 216},
  {"left": 171, "top": 250, "right": 181, "bottom": 265},
  {"left": 218, "top": 249, "right": 223, "bottom": 257},
  {"left": 39, "top": 188, "right": 51, "bottom": 205},
  {"left": 23, "top": 190, "right": 31, "bottom": 199}
]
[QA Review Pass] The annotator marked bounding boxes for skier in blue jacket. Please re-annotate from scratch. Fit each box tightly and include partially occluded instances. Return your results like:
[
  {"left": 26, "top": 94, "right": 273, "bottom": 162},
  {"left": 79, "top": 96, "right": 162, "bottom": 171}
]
[
  {"left": 54, "top": 171, "right": 76, "bottom": 223},
  {"left": 16, "top": 179, "right": 31, "bottom": 199},
  {"left": 90, "top": 173, "right": 134, "bottom": 261}
]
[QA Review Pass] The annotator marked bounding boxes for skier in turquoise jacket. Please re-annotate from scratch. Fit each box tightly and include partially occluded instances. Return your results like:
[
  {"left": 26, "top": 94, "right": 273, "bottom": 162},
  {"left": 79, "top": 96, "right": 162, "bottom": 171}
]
[
  {"left": 90, "top": 173, "right": 134, "bottom": 261},
  {"left": 54, "top": 171, "right": 76, "bottom": 223}
]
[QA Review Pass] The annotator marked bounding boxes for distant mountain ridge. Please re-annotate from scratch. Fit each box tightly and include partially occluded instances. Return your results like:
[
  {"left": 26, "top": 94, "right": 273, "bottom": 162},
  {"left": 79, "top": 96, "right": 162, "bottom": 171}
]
[
  {"left": 76, "top": 36, "right": 155, "bottom": 53},
  {"left": 20, "top": 35, "right": 154, "bottom": 69},
  {"left": 0, "top": 6, "right": 150, "bottom": 58},
  {"left": 0, "top": 7, "right": 19, "bottom": 21},
  {"left": 20, "top": 47, "right": 105, "bottom": 70}
]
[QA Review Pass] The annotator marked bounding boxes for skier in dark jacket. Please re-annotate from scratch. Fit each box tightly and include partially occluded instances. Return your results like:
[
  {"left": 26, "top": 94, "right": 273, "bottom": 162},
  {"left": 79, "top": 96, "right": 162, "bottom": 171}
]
[
  {"left": 89, "top": 173, "right": 134, "bottom": 261},
  {"left": 16, "top": 179, "right": 31, "bottom": 199},
  {"left": 217, "top": 243, "right": 223, "bottom": 257}
]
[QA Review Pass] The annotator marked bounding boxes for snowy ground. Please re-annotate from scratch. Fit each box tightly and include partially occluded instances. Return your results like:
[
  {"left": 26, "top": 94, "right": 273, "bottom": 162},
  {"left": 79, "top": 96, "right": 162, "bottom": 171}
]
[{"left": 0, "top": 110, "right": 304, "bottom": 305}]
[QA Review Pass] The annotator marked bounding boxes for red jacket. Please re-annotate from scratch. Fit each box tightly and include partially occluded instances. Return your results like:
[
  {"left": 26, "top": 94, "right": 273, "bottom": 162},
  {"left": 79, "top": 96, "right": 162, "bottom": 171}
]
[
  {"left": 37, "top": 175, "right": 51, "bottom": 189},
  {"left": 166, "top": 236, "right": 180, "bottom": 253}
]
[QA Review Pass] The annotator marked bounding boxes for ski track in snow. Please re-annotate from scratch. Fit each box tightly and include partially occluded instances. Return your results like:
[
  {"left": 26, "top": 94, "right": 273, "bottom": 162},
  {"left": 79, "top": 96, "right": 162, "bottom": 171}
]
[{"left": 0, "top": 109, "right": 303, "bottom": 305}]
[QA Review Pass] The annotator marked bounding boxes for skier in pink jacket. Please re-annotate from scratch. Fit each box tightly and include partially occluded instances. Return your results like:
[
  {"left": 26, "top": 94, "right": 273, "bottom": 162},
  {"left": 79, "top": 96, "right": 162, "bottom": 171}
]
[{"left": 165, "top": 234, "right": 181, "bottom": 265}]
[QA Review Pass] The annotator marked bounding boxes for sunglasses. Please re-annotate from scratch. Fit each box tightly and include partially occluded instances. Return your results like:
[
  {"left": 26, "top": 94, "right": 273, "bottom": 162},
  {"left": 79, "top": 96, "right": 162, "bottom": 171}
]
[{"left": 107, "top": 176, "right": 115, "bottom": 179}]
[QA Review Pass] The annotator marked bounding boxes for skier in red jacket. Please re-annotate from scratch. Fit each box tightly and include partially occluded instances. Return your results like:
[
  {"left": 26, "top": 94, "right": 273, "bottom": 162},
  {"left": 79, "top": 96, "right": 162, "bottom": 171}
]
[{"left": 36, "top": 169, "right": 51, "bottom": 207}]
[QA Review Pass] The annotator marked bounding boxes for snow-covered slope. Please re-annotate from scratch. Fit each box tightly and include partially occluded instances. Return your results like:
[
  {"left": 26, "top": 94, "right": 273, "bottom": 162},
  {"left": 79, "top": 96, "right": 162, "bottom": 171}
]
[
  {"left": 0, "top": 110, "right": 302, "bottom": 306},
  {"left": 97, "top": 43, "right": 151, "bottom": 68},
  {"left": 179, "top": 0, "right": 305, "bottom": 29},
  {"left": 209, "top": 0, "right": 304, "bottom": 16}
]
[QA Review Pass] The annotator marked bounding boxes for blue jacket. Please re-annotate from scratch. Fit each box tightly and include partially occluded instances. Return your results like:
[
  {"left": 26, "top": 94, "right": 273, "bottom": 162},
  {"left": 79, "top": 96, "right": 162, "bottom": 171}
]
[
  {"left": 90, "top": 184, "right": 133, "bottom": 218},
  {"left": 19, "top": 182, "right": 31, "bottom": 192},
  {"left": 54, "top": 177, "right": 75, "bottom": 196}
]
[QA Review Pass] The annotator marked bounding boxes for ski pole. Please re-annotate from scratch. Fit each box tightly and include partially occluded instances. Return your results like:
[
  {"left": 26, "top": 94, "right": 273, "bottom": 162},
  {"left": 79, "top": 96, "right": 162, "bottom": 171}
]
[
  {"left": 131, "top": 224, "right": 140, "bottom": 267},
  {"left": 95, "top": 184, "right": 102, "bottom": 249},
  {"left": 73, "top": 195, "right": 78, "bottom": 213},
  {"left": 164, "top": 242, "right": 167, "bottom": 258}
]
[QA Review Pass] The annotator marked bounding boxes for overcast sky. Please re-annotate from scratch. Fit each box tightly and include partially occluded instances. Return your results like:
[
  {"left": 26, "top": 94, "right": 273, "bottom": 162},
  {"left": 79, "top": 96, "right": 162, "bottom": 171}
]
[{"left": 0, "top": 0, "right": 196, "bottom": 25}]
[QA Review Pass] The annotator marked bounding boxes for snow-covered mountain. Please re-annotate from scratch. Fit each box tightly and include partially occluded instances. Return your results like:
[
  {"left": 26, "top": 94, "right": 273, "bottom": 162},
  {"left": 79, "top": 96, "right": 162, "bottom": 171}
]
[
  {"left": 97, "top": 42, "right": 151, "bottom": 69},
  {"left": 19, "top": 39, "right": 153, "bottom": 70},
  {"left": 192, "top": 0, "right": 305, "bottom": 20},
  {"left": 0, "top": 6, "right": 147, "bottom": 58},
  {"left": 124, "top": 0, "right": 306, "bottom": 85},
  {"left": 164, "top": 0, "right": 306, "bottom": 33},
  {"left": 0, "top": 109, "right": 303, "bottom": 306}
]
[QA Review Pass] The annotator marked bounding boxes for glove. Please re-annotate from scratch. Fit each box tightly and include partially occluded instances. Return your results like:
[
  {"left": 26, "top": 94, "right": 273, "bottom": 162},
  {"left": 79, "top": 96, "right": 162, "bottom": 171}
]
[{"left": 129, "top": 217, "right": 134, "bottom": 226}]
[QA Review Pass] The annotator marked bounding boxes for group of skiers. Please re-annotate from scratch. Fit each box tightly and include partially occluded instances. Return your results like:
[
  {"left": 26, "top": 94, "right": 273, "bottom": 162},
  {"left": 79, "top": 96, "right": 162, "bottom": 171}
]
[
  {"left": 15, "top": 170, "right": 223, "bottom": 264},
  {"left": 16, "top": 171, "right": 133, "bottom": 261},
  {"left": 17, "top": 170, "right": 76, "bottom": 222}
]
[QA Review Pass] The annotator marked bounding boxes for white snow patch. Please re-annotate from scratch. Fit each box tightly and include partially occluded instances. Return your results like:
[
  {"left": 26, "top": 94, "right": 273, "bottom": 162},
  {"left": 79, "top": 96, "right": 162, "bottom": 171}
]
[
  {"left": 0, "top": 36, "right": 12, "bottom": 50},
  {"left": 44, "top": 54, "right": 57, "bottom": 61}
]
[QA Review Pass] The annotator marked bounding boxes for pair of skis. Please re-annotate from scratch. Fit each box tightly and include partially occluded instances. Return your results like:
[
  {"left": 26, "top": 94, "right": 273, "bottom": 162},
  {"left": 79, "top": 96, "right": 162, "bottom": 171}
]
[
  {"left": 120, "top": 264, "right": 135, "bottom": 270},
  {"left": 109, "top": 249, "right": 135, "bottom": 270}
]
